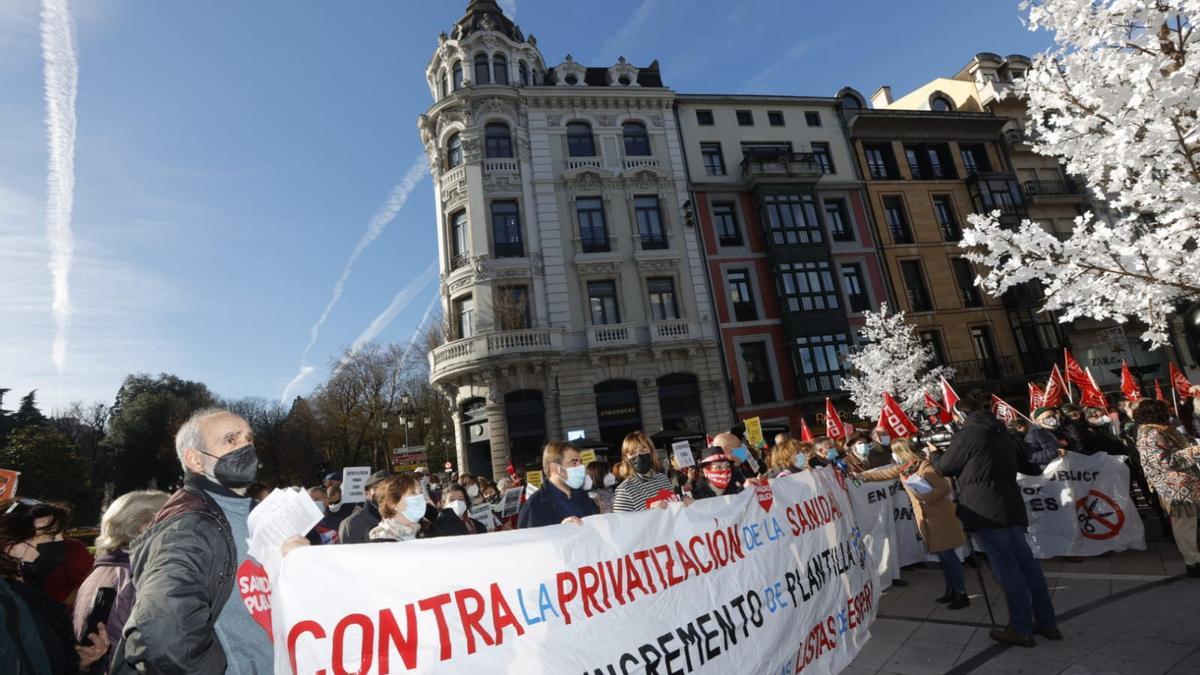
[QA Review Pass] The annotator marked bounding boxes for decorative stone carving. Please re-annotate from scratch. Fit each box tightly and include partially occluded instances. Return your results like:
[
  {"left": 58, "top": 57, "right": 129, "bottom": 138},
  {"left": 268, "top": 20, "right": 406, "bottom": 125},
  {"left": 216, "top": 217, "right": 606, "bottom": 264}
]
[
  {"left": 608, "top": 56, "right": 640, "bottom": 87},
  {"left": 473, "top": 97, "right": 515, "bottom": 121},
  {"left": 472, "top": 255, "right": 491, "bottom": 281},
  {"left": 516, "top": 134, "right": 531, "bottom": 158},
  {"left": 461, "top": 136, "right": 482, "bottom": 163},
  {"left": 575, "top": 260, "right": 622, "bottom": 275},
  {"left": 546, "top": 113, "right": 563, "bottom": 127},
  {"left": 530, "top": 251, "right": 544, "bottom": 276}
]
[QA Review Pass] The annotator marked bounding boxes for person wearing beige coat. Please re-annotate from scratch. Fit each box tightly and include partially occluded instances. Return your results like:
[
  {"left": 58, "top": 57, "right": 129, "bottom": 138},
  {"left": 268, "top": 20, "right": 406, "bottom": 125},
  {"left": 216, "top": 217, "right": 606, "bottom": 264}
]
[{"left": 859, "top": 437, "right": 970, "bottom": 609}]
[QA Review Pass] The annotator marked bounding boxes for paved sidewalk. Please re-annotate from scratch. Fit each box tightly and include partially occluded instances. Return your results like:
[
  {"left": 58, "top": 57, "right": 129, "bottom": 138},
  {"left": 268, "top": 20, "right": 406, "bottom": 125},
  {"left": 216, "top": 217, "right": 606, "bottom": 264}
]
[{"left": 846, "top": 530, "right": 1200, "bottom": 674}]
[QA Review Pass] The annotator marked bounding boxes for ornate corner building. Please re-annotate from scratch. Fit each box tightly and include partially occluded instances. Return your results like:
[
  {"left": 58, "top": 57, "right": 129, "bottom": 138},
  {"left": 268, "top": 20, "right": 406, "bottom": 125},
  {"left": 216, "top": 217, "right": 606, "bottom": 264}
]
[{"left": 419, "top": 1, "right": 731, "bottom": 477}]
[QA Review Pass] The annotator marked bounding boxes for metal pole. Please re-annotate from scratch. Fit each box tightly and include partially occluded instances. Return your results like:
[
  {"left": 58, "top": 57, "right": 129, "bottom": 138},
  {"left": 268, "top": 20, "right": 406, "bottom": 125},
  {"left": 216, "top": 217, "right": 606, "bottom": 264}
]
[{"left": 968, "top": 534, "right": 997, "bottom": 626}]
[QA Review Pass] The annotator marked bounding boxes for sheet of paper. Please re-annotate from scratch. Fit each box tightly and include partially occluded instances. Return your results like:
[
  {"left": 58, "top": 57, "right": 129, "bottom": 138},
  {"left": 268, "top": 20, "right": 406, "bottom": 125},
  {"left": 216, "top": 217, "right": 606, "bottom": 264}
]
[
  {"left": 340, "top": 466, "right": 371, "bottom": 503},
  {"left": 902, "top": 474, "right": 934, "bottom": 496},
  {"left": 672, "top": 441, "right": 695, "bottom": 469},
  {"left": 247, "top": 488, "right": 323, "bottom": 580},
  {"left": 468, "top": 504, "right": 497, "bottom": 531},
  {"left": 500, "top": 487, "right": 523, "bottom": 518}
]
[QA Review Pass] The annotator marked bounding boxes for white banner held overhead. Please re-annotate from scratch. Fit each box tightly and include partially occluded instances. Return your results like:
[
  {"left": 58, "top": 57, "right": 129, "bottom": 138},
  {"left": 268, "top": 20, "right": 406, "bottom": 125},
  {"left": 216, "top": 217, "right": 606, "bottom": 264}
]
[{"left": 272, "top": 469, "right": 878, "bottom": 674}]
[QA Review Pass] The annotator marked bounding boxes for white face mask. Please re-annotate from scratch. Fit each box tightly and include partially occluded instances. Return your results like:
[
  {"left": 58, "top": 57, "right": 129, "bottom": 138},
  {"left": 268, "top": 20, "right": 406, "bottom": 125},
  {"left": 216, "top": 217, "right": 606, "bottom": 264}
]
[
  {"left": 1041, "top": 417, "right": 1059, "bottom": 429},
  {"left": 853, "top": 443, "right": 872, "bottom": 457},
  {"left": 603, "top": 473, "right": 616, "bottom": 489},
  {"left": 448, "top": 499, "right": 467, "bottom": 518},
  {"left": 583, "top": 474, "right": 594, "bottom": 491},
  {"left": 467, "top": 484, "right": 480, "bottom": 498},
  {"left": 401, "top": 494, "right": 427, "bottom": 523}
]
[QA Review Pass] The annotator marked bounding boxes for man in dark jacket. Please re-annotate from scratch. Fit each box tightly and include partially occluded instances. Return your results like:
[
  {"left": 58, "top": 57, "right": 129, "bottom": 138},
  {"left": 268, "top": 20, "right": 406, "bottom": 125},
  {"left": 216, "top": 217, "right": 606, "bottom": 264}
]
[
  {"left": 337, "top": 470, "right": 391, "bottom": 544},
  {"left": 111, "top": 408, "right": 307, "bottom": 675},
  {"left": 1025, "top": 407, "right": 1065, "bottom": 467},
  {"left": 518, "top": 441, "right": 599, "bottom": 528},
  {"left": 932, "top": 392, "right": 1060, "bottom": 648}
]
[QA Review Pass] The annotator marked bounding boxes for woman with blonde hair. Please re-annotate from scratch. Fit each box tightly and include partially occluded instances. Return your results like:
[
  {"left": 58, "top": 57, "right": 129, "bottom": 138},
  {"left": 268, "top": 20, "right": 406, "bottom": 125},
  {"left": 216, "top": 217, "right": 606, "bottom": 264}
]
[
  {"left": 767, "top": 439, "right": 810, "bottom": 478},
  {"left": 857, "top": 437, "right": 969, "bottom": 609},
  {"left": 613, "top": 431, "right": 676, "bottom": 512}
]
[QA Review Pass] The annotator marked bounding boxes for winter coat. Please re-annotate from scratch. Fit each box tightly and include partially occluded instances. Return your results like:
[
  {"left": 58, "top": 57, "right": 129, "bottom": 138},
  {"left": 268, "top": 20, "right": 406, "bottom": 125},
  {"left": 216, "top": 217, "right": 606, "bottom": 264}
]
[
  {"left": 337, "top": 501, "right": 382, "bottom": 544},
  {"left": 518, "top": 481, "right": 600, "bottom": 528},
  {"left": 10, "top": 580, "right": 77, "bottom": 673},
  {"left": 110, "top": 475, "right": 237, "bottom": 675},
  {"left": 861, "top": 460, "right": 965, "bottom": 553},
  {"left": 933, "top": 410, "right": 1042, "bottom": 530},
  {"left": 1023, "top": 426, "right": 1061, "bottom": 466},
  {"left": 72, "top": 550, "right": 135, "bottom": 673},
  {"left": 1136, "top": 424, "right": 1200, "bottom": 513},
  {"left": 0, "top": 578, "right": 52, "bottom": 674},
  {"left": 431, "top": 509, "right": 486, "bottom": 537}
]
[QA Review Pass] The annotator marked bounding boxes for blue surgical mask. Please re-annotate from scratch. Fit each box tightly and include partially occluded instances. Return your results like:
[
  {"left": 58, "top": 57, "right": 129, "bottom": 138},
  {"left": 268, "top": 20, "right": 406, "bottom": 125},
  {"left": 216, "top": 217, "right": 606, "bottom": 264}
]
[
  {"left": 565, "top": 465, "right": 587, "bottom": 489},
  {"left": 877, "top": 434, "right": 891, "bottom": 447},
  {"left": 402, "top": 494, "right": 427, "bottom": 523},
  {"left": 824, "top": 447, "right": 838, "bottom": 461},
  {"left": 732, "top": 446, "right": 749, "bottom": 462},
  {"left": 853, "top": 443, "right": 871, "bottom": 458},
  {"left": 792, "top": 455, "right": 807, "bottom": 470}
]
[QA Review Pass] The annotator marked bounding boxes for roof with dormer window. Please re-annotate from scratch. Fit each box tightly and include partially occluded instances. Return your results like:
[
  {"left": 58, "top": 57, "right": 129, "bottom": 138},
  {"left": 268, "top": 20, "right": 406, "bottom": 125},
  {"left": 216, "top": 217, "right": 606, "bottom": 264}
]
[{"left": 455, "top": 0, "right": 523, "bottom": 42}]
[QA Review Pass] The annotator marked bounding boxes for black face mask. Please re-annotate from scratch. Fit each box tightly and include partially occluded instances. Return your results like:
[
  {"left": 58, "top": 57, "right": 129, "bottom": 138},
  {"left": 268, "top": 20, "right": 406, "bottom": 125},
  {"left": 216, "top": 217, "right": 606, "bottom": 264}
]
[
  {"left": 631, "top": 454, "right": 653, "bottom": 475},
  {"left": 20, "top": 540, "right": 66, "bottom": 586},
  {"left": 199, "top": 444, "right": 259, "bottom": 489}
]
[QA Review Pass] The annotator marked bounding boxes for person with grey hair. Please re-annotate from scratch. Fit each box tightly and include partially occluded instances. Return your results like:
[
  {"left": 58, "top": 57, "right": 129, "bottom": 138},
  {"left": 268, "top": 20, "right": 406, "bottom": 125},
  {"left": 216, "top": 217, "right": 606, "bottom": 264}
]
[
  {"left": 71, "top": 490, "right": 168, "bottom": 673},
  {"left": 110, "top": 408, "right": 308, "bottom": 675}
]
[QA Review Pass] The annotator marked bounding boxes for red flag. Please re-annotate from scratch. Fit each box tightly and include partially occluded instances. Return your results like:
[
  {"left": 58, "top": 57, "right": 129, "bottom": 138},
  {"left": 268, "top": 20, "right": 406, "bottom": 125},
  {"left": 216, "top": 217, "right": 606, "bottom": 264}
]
[
  {"left": 1064, "top": 348, "right": 1090, "bottom": 401},
  {"left": 824, "top": 398, "right": 846, "bottom": 440},
  {"left": 924, "top": 393, "right": 953, "bottom": 425},
  {"left": 1044, "top": 365, "right": 1067, "bottom": 408},
  {"left": 799, "top": 418, "right": 814, "bottom": 443},
  {"left": 1154, "top": 379, "right": 1166, "bottom": 401},
  {"left": 878, "top": 392, "right": 918, "bottom": 439},
  {"left": 1119, "top": 362, "right": 1143, "bottom": 402},
  {"left": 1028, "top": 382, "right": 1046, "bottom": 414},
  {"left": 1169, "top": 362, "right": 1195, "bottom": 398},
  {"left": 991, "top": 395, "right": 1025, "bottom": 424},
  {"left": 938, "top": 376, "right": 958, "bottom": 411},
  {"left": 1078, "top": 368, "right": 1107, "bottom": 409}
]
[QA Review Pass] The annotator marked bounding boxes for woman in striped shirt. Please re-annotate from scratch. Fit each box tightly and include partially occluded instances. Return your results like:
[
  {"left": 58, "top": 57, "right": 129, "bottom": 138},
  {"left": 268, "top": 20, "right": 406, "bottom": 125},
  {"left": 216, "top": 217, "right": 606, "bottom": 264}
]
[{"left": 612, "top": 431, "right": 676, "bottom": 512}]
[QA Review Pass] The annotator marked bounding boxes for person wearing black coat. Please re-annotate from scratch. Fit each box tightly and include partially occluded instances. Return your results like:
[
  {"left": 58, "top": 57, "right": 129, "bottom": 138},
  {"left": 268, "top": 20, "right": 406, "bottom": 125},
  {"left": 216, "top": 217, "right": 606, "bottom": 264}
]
[
  {"left": 931, "top": 392, "right": 1060, "bottom": 648},
  {"left": 431, "top": 484, "right": 487, "bottom": 536},
  {"left": 691, "top": 446, "right": 746, "bottom": 500},
  {"left": 519, "top": 442, "right": 600, "bottom": 528},
  {"left": 337, "top": 470, "right": 391, "bottom": 544}
]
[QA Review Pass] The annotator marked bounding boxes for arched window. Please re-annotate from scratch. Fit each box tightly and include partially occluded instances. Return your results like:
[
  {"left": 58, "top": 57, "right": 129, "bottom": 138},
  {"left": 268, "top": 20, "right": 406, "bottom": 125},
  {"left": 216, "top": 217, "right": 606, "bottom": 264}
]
[
  {"left": 566, "top": 122, "right": 596, "bottom": 157},
  {"left": 618, "top": 75, "right": 632, "bottom": 86},
  {"left": 930, "top": 95, "right": 954, "bottom": 112},
  {"left": 446, "top": 133, "right": 463, "bottom": 169},
  {"left": 485, "top": 123, "right": 513, "bottom": 159},
  {"left": 594, "top": 380, "right": 642, "bottom": 447},
  {"left": 840, "top": 94, "right": 862, "bottom": 110},
  {"left": 623, "top": 121, "right": 650, "bottom": 156},
  {"left": 452, "top": 61, "right": 463, "bottom": 90},
  {"left": 492, "top": 54, "right": 509, "bottom": 85},
  {"left": 439, "top": 71, "right": 448, "bottom": 99},
  {"left": 474, "top": 54, "right": 490, "bottom": 85},
  {"left": 518, "top": 61, "right": 529, "bottom": 86}
]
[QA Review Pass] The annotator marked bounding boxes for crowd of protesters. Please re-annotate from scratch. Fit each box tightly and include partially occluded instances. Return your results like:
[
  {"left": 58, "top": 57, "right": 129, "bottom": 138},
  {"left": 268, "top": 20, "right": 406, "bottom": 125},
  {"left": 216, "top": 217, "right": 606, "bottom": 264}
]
[{"left": 0, "top": 384, "right": 1197, "bottom": 671}]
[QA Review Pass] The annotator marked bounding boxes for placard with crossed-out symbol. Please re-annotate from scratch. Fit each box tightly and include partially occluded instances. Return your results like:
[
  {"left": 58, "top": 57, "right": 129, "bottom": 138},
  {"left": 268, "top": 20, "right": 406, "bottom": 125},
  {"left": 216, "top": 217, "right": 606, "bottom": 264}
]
[{"left": 1075, "top": 490, "right": 1125, "bottom": 540}]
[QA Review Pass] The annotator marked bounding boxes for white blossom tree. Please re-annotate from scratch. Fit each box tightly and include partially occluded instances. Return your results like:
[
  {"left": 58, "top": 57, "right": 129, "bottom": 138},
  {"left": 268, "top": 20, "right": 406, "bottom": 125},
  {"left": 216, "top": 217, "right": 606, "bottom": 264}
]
[
  {"left": 842, "top": 303, "right": 954, "bottom": 420},
  {"left": 963, "top": 0, "right": 1200, "bottom": 346}
]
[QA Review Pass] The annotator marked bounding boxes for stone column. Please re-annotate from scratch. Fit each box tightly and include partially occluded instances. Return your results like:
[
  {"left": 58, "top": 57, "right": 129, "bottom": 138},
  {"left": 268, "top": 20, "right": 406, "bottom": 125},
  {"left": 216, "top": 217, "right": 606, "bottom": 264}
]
[{"left": 486, "top": 399, "right": 510, "bottom": 480}]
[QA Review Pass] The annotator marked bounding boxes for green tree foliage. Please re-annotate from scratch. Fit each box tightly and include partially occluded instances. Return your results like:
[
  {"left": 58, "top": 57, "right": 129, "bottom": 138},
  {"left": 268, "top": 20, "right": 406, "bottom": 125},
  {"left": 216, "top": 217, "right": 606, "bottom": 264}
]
[
  {"left": 104, "top": 373, "right": 215, "bottom": 492},
  {"left": 0, "top": 427, "right": 100, "bottom": 523}
]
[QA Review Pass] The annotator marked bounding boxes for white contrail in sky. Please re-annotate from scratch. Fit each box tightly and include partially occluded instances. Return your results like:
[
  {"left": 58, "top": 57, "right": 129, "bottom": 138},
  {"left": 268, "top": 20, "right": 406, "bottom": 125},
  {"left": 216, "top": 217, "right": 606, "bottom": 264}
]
[
  {"left": 333, "top": 264, "right": 437, "bottom": 377},
  {"left": 279, "top": 155, "right": 428, "bottom": 403},
  {"left": 398, "top": 290, "right": 440, "bottom": 369},
  {"left": 40, "top": 0, "right": 78, "bottom": 371}
]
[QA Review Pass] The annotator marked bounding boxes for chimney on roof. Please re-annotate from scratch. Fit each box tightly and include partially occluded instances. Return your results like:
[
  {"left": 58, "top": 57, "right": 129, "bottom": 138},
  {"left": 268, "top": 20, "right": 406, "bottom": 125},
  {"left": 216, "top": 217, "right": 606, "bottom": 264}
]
[{"left": 870, "top": 86, "right": 893, "bottom": 108}]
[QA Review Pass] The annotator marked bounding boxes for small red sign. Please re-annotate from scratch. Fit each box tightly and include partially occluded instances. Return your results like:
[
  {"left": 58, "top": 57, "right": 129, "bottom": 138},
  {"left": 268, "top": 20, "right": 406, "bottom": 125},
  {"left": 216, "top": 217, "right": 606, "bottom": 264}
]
[
  {"left": 236, "top": 559, "right": 273, "bottom": 639},
  {"left": 753, "top": 481, "right": 774, "bottom": 513},
  {"left": 645, "top": 489, "right": 679, "bottom": 510}
]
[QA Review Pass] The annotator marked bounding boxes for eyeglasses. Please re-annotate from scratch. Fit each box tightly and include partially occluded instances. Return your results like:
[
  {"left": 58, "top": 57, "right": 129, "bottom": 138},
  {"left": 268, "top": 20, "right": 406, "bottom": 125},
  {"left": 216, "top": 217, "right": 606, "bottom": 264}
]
[{"left": 4, "top": 498, "right": 43, "bottom": 515}]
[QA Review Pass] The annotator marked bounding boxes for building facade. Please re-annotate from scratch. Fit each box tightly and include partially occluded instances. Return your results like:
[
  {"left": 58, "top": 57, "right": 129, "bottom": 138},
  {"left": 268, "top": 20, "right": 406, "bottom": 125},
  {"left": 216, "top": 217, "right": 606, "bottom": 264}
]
[
  {"left": 419, "top": 1, "right": 731, "bottom": 477},
  {"left": 877, "top": 53, "right": 1171, "bottom": 388},
  {"left": 841, "top": 89, "right": 1039, "bottom": 391},
  {"left": 674, "top": 96, "right": 890, "bottom": 431}
]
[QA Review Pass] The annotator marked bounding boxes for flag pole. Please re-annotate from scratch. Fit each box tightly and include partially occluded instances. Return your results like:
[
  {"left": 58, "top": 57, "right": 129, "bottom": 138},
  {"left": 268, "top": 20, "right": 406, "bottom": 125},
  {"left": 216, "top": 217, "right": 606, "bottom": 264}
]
[{"left": 1063, "top": 348, "right": 1075, "bottom": 404}]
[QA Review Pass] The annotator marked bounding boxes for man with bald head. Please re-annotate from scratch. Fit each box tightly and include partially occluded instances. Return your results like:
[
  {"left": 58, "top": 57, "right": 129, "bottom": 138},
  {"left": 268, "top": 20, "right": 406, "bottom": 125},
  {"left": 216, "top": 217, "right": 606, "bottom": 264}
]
[
  {"left": 712, "top": 431, "right": 759, "bottom": 484},
  {"left": 113, "top": 408, "right": 307, "bottom": 674}
]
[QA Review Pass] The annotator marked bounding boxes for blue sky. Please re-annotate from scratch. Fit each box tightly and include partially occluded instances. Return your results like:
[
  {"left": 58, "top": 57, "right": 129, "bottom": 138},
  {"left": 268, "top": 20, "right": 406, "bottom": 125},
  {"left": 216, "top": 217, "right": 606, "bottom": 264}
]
[{"left": 0, "top": 0, "right": 1053, "bottom": 410}]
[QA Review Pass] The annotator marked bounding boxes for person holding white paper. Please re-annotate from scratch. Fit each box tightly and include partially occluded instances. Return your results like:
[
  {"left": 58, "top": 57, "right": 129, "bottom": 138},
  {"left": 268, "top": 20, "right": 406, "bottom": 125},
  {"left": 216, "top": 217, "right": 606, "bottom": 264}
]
[{"left": 855, "top": 437, "right": 969, "bottom": 609}]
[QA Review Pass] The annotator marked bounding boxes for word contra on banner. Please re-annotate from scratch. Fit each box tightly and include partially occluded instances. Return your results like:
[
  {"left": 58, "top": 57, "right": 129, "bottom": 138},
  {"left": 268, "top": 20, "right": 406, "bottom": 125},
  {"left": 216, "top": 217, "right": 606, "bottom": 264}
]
[{"left": 272, "top": 469, "right": 878, "bottom": 674}]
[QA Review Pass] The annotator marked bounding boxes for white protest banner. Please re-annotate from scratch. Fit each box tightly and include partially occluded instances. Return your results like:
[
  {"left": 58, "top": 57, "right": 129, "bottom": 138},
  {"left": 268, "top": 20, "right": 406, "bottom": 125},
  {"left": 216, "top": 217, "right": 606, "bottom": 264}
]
[
  {"left": 673, "top": 440, "right": 696, "bottom": 469},
  {"left": 273, "top": 468, "right": 878, "bottom": 674},
  {"left": 848, "top": 479, "right": 900, "bottom": 589},
  {"left": 341, "top": 467, "right": 372, "bottom": 504},
  {"left": 1018, "top": 452, "right": 1145, "bottom": 558}
]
